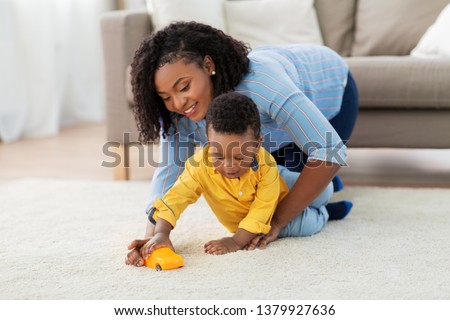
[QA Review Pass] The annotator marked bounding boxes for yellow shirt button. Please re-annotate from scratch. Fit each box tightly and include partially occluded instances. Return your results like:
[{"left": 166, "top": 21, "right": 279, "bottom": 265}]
[{"left": 238, "top": 191, "right": 243, "bottom": 196}]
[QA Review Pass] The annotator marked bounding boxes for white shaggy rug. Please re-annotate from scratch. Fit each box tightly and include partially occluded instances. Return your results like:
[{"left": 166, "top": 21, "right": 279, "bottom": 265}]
[{"left": 1, "top": 178, "right": 449, "bottom": 300}]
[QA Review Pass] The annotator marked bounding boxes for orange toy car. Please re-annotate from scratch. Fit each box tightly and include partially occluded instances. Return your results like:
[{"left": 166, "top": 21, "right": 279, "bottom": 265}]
[{"left": 144, "top": 248, "right": 184, "bottom": 271}]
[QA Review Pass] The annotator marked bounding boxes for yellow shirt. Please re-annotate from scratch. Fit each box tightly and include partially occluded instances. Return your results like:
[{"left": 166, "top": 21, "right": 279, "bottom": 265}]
[{"left": 153, "top": 145, "right": 289, "bottom": 235}]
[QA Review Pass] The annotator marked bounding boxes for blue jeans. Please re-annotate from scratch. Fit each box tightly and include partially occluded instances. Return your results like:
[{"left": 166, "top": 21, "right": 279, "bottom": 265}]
[
  {"left": 277, "top": 165, "right": 333, "bottom": 237},
  {"left": 271, "top": 71, "right": 359, "bottom": 172}
]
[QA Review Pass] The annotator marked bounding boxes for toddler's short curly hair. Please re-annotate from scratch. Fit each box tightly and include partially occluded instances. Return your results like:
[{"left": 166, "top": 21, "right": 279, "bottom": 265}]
[{"left": 206, "top": 92, "right": 261, "bottom": 139}]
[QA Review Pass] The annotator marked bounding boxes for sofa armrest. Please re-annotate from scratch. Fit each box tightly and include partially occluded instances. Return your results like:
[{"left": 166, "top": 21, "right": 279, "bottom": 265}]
[{"left": 100, "top": 9, "right": 152, "bottom": 142}]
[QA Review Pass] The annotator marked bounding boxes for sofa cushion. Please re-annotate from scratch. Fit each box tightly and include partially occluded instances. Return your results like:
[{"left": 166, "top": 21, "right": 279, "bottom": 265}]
[
  {"left": 149, "top": 0, "right": 226, "bottom": 31},
  {"left": 352, "top": 0, "right": 449, "bottom": 56},
  {"left": 349, "top": 109, "right": 450, "bottom": 148},
  {"left": 225, "top": 0, "right": 323, "bottom": 48},
  {"left": 411, "top": 3, "right": 450, "bottom": 58},
  {"left": 314, "top": 0, "right": 356, "bottom": 57},
  {"left": 346, "top": 56, "right": 450, "bottom": 109}
]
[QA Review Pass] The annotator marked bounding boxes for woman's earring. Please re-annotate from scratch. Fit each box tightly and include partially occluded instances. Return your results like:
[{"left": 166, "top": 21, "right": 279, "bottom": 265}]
[{"left": 211, "top": 70, "right": 216, "bottom": 76}]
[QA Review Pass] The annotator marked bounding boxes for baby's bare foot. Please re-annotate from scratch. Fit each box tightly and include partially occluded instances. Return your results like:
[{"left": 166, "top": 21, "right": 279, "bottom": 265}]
[{"left": 125, "top": 248, "right": 145, "bottom": 267}]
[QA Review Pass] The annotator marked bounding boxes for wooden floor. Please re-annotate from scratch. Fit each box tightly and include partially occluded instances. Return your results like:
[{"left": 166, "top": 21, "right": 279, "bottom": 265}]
[{"left": 1, "top": 123, "right": 450, "bottom": 188}]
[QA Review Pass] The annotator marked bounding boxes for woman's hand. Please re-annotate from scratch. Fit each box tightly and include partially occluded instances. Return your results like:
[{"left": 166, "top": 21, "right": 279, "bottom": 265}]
[
  {"left": 246, "top": 221, "right": 282, "bottom": 250},
  {"left": 125, "top": 238, "right": 151, "bottom": 267}
]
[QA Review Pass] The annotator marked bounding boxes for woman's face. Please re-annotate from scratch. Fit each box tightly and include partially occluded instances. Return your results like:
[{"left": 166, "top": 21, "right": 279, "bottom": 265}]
[{"left": 154, "top": 57, "right": 215, "bottom": 122}]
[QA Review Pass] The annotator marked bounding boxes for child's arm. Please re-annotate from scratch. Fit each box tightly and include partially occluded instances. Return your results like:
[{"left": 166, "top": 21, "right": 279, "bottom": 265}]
[
  {"left": 140, "top": 218, "right": 174, "bottom": 259},
  {"left": 140, "top": 154, "right": 204, "bottom": 259},
  {"left": 126, "top": 153, "right": 204, "bottom": 267},
  {"left": 125, "top": 219, "right": 174, "bottom": 266},
  {"left": 204, "top": 228, "right": 257, "bottom": 255}
]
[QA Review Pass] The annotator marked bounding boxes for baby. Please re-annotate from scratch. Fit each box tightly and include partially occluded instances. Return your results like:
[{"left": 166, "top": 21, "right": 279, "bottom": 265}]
[{"left": 126, "top": 92, "right": 334, "bottom": 265}]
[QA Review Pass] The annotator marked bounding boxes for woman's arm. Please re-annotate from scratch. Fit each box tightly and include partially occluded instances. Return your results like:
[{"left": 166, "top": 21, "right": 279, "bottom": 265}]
[
  {"left": 249, "top": 160, "right": 339, "bottom": 249},
  {"left": 144, "top": 120, "right": 198, "bottom": 217},
  {"left": 274, "top": 161, "right": 338, "bottom": 229}
]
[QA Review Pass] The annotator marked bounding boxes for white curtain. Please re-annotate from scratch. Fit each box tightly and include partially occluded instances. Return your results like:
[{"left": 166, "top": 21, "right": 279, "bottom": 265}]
[{"left": 0, "top": 0, "right": 114, "bottom": 143}]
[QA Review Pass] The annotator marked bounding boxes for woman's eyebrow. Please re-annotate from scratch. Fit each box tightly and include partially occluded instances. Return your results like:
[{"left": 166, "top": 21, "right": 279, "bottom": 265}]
[
  {"left": 157, "top": 76, "right": 190, "bottom": 94},
  {"left": 172, "top": 76, "right": 189, "bottom": 89}
]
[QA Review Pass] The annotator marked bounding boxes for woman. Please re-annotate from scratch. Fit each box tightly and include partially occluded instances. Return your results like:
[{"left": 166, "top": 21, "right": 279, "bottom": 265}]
[{"left": 126, "top": 21, "right": 358, "bottom": 266}]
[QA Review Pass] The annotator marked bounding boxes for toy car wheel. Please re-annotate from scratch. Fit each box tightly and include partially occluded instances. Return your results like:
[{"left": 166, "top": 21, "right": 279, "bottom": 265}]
[{"left": 155, "top": 265, "right": 162, "bottom": 271}]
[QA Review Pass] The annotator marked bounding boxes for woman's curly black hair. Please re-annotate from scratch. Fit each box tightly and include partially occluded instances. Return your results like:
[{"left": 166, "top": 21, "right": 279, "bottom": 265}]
[
  {"left": 130, "top": 21, "right": 251, "bottom": 142},
  {"left": 206, "top": 92, "right": 261, "bottom": 140}
]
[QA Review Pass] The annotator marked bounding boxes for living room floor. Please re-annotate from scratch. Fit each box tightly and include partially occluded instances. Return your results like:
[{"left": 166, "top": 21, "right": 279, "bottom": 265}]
[{"left": 1, "top": 123, "right": 450, "bottom": 188}]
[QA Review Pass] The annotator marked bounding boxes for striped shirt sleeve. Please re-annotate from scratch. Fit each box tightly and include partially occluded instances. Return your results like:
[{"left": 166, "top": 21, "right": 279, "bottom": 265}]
[
  {"left": 235, "top": 45, "right": 348, "bottom": 165},
  {"left": 145, "top": 119, "right": 197, "bottom": 215}
]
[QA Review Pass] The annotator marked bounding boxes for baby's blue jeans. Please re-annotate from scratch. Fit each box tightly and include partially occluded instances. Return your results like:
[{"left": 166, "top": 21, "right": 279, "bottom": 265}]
[{"left": 277, "top": 165, "right": 332, "bottom": 238}]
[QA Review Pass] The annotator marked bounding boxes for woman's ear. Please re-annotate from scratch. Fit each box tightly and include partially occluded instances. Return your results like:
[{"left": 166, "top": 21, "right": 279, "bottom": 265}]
[
  {"left": 203, "top": 55, "right": 216, "bottom": 75},
  {"left": 255, "top": 135, "right": 263, "bottom": 150}
]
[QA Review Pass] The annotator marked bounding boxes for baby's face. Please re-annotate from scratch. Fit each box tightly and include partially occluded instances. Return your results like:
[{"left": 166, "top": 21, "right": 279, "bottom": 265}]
[{"left": 207, "top": 129, "right": 260, "bottom": 179}]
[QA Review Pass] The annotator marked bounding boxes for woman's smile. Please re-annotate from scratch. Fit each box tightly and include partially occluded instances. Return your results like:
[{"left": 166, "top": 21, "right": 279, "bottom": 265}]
[{"left": 184, "top": 103, "right": 197, "bottom": 117}]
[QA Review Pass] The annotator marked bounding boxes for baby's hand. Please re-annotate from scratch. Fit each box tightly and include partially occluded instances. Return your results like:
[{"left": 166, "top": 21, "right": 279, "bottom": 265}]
[
  {"left": 125, "top": 238, "right": 151, "bottom": 267},
  {"left": 140, "top": 232, "right": 174, "bottom": 259},
  {"left": 204, "top": 237, "right": 241, "bottom": 255}
]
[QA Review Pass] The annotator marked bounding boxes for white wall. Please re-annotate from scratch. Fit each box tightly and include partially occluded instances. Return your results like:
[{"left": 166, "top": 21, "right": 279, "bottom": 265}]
[{"left": 0, "top": 0, "right": 115, "bottom": 143}]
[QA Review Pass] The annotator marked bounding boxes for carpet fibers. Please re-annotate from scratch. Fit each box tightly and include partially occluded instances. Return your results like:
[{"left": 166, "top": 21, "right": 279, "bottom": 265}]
[{"left": 1, "top": 179, "right": 449, "bottom": 299}]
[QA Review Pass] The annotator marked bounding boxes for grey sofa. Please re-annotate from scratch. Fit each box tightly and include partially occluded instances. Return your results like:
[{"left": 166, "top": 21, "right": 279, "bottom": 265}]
[{"left": 101, "top": 0, "right": 450, "bottom": 179}]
